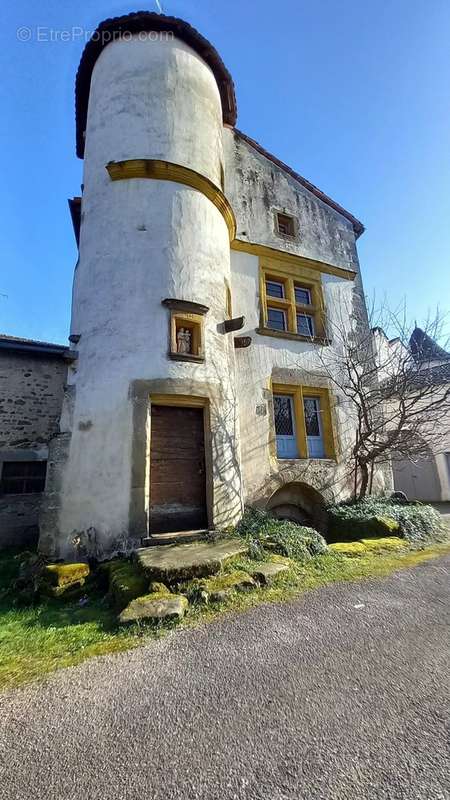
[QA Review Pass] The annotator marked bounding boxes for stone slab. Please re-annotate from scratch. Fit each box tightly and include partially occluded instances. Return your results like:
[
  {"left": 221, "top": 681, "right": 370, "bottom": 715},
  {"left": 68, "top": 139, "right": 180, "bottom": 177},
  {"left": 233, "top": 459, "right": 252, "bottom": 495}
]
[
  {"left": 136, "top": 538, "right": 247, "bottom": 582},
  {"left": 251, "top": 562, "right": 289, "bottom": 586},
  {"left": 119, "top": 594, "right": 188, "bottom": 624}
]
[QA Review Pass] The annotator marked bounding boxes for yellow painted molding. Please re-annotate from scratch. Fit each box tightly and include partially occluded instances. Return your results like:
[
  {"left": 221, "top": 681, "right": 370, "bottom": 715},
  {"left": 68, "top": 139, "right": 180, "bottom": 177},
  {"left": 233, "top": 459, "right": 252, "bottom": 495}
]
[
  {"left": 272, "top": 383, "right": 336, "bottom": 460},
  {"left": 231, "top": 239, "right": 356, "bottom": 281},
  {"left": 106, "top": 159, "right": 237, "bottom": 242}
]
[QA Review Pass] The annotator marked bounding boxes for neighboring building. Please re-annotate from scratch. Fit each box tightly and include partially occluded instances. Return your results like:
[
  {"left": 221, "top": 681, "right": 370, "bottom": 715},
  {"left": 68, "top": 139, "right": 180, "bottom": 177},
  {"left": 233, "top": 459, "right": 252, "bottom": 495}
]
[
  {"left": 0, "top": 336, "right": 67, "bottom": 547},
  {"left": 5, "top": 12, "right": 389, "bottom": 558},
  {"left": 373, "top": 327, "right": 450, "bottom": 502}
]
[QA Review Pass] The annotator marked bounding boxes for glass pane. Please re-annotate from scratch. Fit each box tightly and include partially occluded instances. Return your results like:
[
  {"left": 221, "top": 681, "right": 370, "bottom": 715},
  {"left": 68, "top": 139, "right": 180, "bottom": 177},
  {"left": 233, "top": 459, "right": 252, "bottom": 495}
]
[
  {"left": 266, "top": 280, "right": 284, "bottom": 299},
  {"left": 268, "top": 308, "right": 286, "bottom": 331},
  {"left": 297, "top": 314, "right": 314, "bottom": 337},
  {"left": 295, "top": 286, "right": 311, "bottom": 305},
  {"left": 274, "top": 396, "right": 294, "bottom": 436},
  {"left": 2, "top": 479, "right": 26, "bottom": 495},
  {"left": 304, "top": 398, "right": 320, "bottom": 436}
]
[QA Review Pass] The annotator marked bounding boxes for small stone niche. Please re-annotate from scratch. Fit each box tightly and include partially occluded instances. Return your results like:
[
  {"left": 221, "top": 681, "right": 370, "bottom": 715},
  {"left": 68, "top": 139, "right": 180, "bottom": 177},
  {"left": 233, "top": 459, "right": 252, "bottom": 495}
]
[{"left": 162, "top": 298, "right": 209, "bottom": 363}]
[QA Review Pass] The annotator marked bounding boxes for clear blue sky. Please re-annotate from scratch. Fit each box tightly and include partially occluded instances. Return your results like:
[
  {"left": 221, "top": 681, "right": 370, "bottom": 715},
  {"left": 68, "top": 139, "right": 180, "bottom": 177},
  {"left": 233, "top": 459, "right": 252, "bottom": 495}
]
[{"left": 1, "top": 0, "right": 449, "bottom": 344}]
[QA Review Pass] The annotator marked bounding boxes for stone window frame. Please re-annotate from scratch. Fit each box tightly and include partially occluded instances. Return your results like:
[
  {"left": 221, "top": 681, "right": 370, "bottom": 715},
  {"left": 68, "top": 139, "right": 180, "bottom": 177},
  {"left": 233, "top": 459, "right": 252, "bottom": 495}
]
[
  {"left": 259, "top": 256, "right": 328, "bottom": 344},
  {"left": 274, "top": 210, "right": 298, "bottom": 240},
  {"left": 271, "top": 383, "right": 336, "bottom": 460},
  {"left": 162, "top": 299, "right": 209, "bottom": 364}
]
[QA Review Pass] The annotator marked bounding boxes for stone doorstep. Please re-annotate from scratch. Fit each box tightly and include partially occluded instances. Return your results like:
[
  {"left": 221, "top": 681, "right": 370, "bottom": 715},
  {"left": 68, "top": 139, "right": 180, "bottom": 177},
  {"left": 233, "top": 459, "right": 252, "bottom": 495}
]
[
  {"left": 136, "top": 538, "right": 247, "bottom": 582},
  {"left": 141, "top": 529, "right": 208, "bottom": 547}
]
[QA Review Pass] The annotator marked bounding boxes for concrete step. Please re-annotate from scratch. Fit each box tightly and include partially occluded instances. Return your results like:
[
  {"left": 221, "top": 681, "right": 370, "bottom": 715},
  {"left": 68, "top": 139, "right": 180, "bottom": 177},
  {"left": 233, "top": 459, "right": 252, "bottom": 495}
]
[
  {"left": 141, "top": 530, "right": 208, "bottom": 547},
  {"left": 135, "top": 538, "right": 247, "bottom": 583}
]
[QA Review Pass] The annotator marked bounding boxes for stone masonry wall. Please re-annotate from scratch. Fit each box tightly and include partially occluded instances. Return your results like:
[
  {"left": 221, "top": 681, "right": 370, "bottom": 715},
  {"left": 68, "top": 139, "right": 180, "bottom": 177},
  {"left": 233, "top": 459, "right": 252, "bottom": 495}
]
[{"left": 0, "top": 351, "right": 67, "bottom": 548}]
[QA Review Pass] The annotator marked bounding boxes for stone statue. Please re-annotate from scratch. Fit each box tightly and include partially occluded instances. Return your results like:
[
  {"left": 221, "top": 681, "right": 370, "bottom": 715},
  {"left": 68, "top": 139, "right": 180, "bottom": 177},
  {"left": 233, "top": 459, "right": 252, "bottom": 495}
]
[{"left": 177, "top": 327, "right": 192, "bottom": 354}]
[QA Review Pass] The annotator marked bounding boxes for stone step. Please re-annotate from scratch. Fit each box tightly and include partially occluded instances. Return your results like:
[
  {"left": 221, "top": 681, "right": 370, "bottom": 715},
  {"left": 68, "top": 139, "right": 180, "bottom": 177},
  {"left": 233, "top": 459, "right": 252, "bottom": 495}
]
[
  {"left": 141, "top": 529, "right": 208, "bottom": 547},
  {"left": 135, "top": 538, "right": 247, "bottom": 583}
]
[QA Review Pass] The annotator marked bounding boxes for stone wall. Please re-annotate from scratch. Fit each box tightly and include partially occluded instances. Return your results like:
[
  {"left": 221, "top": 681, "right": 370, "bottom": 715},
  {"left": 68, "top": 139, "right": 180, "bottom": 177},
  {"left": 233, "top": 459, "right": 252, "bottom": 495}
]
[{"left": 0, "top": 350, "right": 66, "bottom": 548}]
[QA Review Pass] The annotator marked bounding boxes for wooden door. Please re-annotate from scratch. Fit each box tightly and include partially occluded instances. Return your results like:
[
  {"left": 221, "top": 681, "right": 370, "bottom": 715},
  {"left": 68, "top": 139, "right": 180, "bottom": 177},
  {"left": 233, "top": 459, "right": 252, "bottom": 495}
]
[{"left": 149, "top": 405, "right": 207, "bottom": 533}]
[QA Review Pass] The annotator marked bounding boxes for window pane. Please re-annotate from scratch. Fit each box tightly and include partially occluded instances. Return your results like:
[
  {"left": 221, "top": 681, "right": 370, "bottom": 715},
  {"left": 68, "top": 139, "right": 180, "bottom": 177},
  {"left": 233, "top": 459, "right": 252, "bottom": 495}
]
[
  {"left": 296, "top": 314, "right": 314, "bottom": 337},
  {"left": 274, "top": 396, "right": 294, "bottom": 436},
  {"left": 1, "top": 461, "right": 47, "bottom": 494},
  {"left": 266, "top": 280, "right": 284, "bottom": 299},
  {"left": 268, "top": 308, "right": 286, "bottom": 331},
  {"left": 295, "top": 286, "right": 311, "bottom": 305},
  {"left": 277, "top": 213, "right": 295, "bottom": 236},
  {"left": 304, "top": 398, "right": 321, "bottom": 436}
]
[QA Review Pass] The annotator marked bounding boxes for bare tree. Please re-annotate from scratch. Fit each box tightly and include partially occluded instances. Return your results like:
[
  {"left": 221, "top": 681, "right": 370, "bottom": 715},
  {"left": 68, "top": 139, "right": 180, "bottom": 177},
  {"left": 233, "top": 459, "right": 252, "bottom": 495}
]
[{"left": 316, "top": 298, "right": 450, "bottom": 500}]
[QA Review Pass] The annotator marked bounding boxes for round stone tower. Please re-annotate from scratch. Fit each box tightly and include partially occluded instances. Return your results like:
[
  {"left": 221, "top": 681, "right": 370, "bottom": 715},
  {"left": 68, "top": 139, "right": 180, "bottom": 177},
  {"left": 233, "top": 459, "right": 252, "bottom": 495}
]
[{"left": 40, "top": 13, "right": 243, "bottom": 559}]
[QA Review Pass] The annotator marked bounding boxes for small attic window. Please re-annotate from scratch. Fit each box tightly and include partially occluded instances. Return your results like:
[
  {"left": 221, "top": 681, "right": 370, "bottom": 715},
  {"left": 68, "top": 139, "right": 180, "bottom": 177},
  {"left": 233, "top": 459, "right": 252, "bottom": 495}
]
[{"left": 276, "top": 212, "right": 296, "bottom": 238}]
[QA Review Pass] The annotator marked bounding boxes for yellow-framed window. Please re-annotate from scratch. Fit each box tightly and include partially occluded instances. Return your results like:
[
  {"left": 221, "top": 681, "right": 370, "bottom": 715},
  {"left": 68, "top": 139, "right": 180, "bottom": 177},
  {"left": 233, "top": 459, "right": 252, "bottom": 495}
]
[
  {"left": 272, "top": 384, "right": 335, "bottom": 459},
  {"left": 260, "top": 260, "right": 326, "bottom": 339}
]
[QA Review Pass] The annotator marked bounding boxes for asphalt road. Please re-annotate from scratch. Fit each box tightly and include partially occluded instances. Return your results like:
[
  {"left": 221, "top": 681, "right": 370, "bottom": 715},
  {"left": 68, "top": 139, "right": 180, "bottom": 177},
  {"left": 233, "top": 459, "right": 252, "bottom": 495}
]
[{"left": 1, "top": 556, "right": 449, "bottom": 800}]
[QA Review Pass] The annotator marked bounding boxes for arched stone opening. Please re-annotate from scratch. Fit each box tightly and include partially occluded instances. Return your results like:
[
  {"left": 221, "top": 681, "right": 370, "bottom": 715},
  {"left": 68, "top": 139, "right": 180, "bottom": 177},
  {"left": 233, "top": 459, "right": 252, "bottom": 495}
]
[{"left": 266, "top": 481, "right": 327, "bottom": 531}]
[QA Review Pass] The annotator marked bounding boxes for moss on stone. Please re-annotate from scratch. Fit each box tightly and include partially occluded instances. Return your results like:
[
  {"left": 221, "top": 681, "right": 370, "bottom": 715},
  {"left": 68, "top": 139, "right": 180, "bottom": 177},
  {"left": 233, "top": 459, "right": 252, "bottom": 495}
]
[
  {"left": 329, "top": 542, "right": 368, "bottom": 556},
  {"left": 148, "top": 581, "right": 171, "bottom": 594},
  {"left": 330, "top": 536, "right": 407, "bottom": 557},
  {"left": 360, "top": 537, "right": 405, "bottom": 552},
  {"left": 107, "top": 560, "right": 148, "bottom": 611},
  {"left": 373, "top": 516, "right": 400, "bottom": 534},
  {"left": 118, "top": 593, "right": 188, "bottom": 624},
  {"left": 42, "top": 563, "right": 90, "bottom": 588}
]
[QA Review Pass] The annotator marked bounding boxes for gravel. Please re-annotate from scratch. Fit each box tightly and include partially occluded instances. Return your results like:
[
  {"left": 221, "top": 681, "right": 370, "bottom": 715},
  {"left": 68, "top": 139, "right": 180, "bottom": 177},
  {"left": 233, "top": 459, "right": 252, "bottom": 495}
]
[{"left": 1, "top": 555, "right": 449, "bottom": 800}]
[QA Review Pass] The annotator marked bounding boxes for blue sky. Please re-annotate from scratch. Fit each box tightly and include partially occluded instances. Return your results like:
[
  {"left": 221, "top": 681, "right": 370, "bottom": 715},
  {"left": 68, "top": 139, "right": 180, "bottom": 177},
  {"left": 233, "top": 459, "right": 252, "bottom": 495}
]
[{"left": 1, "top": 0, "right": 449, "bottom": 344}]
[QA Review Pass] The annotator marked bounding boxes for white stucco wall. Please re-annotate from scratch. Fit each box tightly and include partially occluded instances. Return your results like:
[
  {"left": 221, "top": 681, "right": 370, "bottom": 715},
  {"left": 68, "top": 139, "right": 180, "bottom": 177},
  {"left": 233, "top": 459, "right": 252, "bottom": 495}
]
[
  {"left": 230, "top": 249, "right": 378, "bottom": 505},
  {"left": 41, "top": 34, "right": 242, "bottom": 558},
  {"left": 223, "top": 129, "right": 358, "bottom": 270}
]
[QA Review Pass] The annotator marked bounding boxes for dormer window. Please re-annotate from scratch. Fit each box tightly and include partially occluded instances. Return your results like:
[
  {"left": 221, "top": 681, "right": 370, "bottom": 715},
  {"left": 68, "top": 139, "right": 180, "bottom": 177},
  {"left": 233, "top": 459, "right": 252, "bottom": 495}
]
[{"left": 276, "top": 212, "right": 296, "bottom": 238}]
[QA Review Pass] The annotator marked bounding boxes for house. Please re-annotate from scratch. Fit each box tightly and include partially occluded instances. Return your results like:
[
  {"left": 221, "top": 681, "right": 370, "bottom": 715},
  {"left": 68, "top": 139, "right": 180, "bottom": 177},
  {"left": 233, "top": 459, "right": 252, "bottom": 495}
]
[
  {"left": 373, "top": 326, "right": 450, "bottom": 502},
  {"left": 0, "top": 336, "right": 67, "bottom": 547},
  {"left": 4, "top": 12, "right": 392, "bottom": 558}
]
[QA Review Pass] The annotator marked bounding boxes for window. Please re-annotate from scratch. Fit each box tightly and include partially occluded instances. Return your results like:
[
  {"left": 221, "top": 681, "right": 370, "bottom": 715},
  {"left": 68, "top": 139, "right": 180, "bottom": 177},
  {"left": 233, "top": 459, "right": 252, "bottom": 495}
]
[
  {"left": 276, "top": 212, "right": 296, "bottom": 238},
  {"left": 303, "top": 396, "right": 325, "bottom": 458},
  {"left": 0, "top": 461, "right": 47, "bottom": 494},
  {"left": 267, "top": 307, "right": 287, "bottom": 331},
  {"left": 296, "top": 313, "right": 314, "bottom": 337},
  {"left": 260, "top": 260, "right": 326, "bottom": 341},
  {"left": 272, "top": 384, "right": 335, "bottom": 459},
  {"left": 266, "top": 280, "right": 285, "bottom": 299},
  {"left": 294, "top": 285, "right": 311, "bottom": 306},
  {"left": 273, "top": 395, "right": 298, "bottom": 458}
]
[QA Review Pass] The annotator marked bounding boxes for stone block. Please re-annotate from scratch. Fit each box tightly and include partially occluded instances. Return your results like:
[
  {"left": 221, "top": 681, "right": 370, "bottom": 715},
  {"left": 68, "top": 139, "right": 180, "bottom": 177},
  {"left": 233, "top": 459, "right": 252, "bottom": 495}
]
[
  {"left": 251, "top": 562, "right": 289, "bottom": 586},
  {"left": 118, "top": 593, "right": 188, "bottom": 624}
]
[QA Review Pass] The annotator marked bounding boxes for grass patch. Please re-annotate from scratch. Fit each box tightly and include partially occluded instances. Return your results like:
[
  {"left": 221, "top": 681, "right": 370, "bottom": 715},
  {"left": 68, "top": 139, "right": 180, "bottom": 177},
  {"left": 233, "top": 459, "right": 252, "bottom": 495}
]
[{"left": 1, "top": 540, "right": 449, "bottom": 691}]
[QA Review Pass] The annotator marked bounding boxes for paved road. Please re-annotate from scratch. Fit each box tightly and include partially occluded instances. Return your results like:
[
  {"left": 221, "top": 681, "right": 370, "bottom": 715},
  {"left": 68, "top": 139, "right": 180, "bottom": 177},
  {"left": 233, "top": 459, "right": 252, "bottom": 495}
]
[{"left": 1, "top": 556, "right": 449, "bottom": 800}]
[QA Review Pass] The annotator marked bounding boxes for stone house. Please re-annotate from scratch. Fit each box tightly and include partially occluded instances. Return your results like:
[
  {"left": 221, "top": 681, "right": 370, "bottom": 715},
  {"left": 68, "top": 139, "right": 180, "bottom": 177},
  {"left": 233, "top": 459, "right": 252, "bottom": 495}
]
[
  {"left": 0, "top": 336, "right": 67, "bottom": 547},
  {"left": 3, "top": 12, "right": 391, "bottom": 557}
]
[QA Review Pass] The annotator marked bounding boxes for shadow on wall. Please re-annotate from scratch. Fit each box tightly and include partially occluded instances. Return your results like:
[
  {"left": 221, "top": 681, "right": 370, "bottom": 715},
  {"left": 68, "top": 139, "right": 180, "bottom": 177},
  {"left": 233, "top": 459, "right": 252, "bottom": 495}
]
[
  {"left": 210, "top": 356, "right": 244, "bottom": 529},
  {"left": 266, "top": 481, "right": 327, "bottom": 531}
]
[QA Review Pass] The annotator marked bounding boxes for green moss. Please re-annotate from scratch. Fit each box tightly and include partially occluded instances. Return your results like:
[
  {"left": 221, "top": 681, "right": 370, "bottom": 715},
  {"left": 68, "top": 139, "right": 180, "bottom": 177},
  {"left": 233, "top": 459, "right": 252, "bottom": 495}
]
[
  {"left": 360, "top": 537, "right": 405, "bottom": 552},
  {"left": 107, "top": 560, "right": 148, "bottom": 611},
  {"left": 148, "top": 581, "right": 171, "bottom": 594},
  {"left": 329, "top": 536, "right": 406, "bottom": 557},
  {"left": 42, "top": 563, "right": 90, "bottom": 588},
  {"left": 329, "top": 542, "right": 367, "bottom": 556},
  {"left": 327, "top": 498, "right": 446, "bottom": 544},
  {"left": 202, "top": 570, "right": 256, "bottom": 593}
]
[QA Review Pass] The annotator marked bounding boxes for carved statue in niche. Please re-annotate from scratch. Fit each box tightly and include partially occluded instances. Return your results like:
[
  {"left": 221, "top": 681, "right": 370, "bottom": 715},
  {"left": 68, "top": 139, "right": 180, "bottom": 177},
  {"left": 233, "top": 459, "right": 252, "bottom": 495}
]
[{"left": 177, "top": 326, "right": 192, "bottom": 354}]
